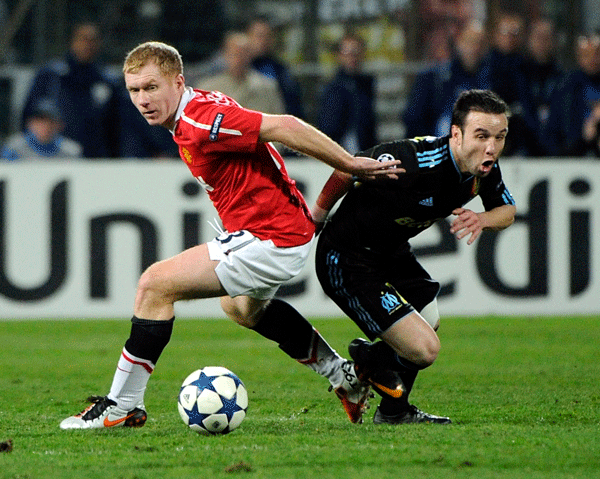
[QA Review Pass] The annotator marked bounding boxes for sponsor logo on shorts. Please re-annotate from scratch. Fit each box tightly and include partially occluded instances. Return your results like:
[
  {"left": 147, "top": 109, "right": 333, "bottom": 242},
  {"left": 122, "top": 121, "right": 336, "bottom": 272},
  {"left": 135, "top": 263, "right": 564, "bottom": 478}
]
[
  {"left": 381, "top": 292, "right": 402, "bottom": 314},
  {"left": 380, "top": 282, "right": 408, "bottom": 315},
  {"left": 209, "top": 113, "right": 224, "bottom": 141}
]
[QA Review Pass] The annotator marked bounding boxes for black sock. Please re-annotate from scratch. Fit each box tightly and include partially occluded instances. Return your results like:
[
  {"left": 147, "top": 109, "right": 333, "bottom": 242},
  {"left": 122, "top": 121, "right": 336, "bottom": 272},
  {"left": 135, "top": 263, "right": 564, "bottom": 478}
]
[
  {"left": 356, "top": 341, "right": 421, "bottom": 414},
  {"left": 362, "top": 340, "right": 423, "bottom": 373},
  {"left": 251, "top": 299, "right": 315, "bottom": 360},
  {"left": 378, "top": 369, "right": 418, "bottom": 414},
  {"left": 124, "top": 316, "right": 174, "bottom": 364}
]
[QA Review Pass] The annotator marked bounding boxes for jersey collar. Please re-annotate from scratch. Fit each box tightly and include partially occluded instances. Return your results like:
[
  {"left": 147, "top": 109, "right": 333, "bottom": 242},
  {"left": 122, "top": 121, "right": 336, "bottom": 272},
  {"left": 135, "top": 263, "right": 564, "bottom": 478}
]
[{"left": 171, "top": 87, "right": 196, "bottom": 133}]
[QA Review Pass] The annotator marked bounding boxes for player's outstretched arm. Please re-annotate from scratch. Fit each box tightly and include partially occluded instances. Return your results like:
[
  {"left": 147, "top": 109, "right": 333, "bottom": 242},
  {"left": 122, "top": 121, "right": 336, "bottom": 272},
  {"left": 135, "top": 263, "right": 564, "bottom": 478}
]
[
  {"left": 450, "top": 205, "right": 516, "bottom": 245},
  {"left": 311, "top": 170, "right": 353, "bottom": 231},
  {"left": 259, "top": 114, "right": 403, "bottom": 179}
]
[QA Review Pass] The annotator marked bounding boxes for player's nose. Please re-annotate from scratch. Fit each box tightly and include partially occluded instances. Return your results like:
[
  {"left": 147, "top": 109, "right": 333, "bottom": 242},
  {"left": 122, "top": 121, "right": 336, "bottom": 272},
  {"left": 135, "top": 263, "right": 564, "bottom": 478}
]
[
  {"left": 485, "top": 138, "right": 499, "bottom": 156},
  {"left": 137, "top": 90, "right": 151, "bottom": 106}
]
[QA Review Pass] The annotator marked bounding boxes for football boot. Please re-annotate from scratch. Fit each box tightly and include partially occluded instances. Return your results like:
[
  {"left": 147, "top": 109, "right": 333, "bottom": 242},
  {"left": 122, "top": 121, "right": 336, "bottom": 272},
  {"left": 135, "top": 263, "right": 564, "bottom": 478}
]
[
  {"left": 331, "top": 361, "right": 372, "bottom": 424},
  {"left": 60, "top": 395, "right": 147, "bottom": 429},
  {"left": 373, "top": 404, "right": 451, "bottom": 425},
  {"left": 348, "top": 338, "right": 405, "bottom": 400}
]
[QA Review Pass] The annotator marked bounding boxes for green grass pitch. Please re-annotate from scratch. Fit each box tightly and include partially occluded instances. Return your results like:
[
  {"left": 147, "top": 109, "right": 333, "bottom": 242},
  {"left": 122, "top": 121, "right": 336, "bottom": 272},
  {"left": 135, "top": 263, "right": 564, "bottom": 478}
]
[{"left": 1, "top": 316, "right": 599, "bottom": 479}]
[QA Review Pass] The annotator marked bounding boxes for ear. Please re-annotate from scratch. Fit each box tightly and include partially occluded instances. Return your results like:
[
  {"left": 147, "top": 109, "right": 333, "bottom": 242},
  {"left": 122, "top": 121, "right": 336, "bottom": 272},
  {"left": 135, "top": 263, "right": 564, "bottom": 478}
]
[
  {"left": 450, "top": 124, "right": 462, "bottom": 145},
  {"left": 451, "top": 124, "right": 460, "bottom": 138},
  {"left": 176, "top": 74, "right": 185, "bottom": 89}
]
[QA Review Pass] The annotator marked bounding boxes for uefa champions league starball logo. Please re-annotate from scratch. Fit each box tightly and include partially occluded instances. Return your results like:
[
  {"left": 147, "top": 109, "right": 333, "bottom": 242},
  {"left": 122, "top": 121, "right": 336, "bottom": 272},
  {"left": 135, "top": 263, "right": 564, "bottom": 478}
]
[{"left": 376, "top": 153, "right": 396, "bottom": 163}]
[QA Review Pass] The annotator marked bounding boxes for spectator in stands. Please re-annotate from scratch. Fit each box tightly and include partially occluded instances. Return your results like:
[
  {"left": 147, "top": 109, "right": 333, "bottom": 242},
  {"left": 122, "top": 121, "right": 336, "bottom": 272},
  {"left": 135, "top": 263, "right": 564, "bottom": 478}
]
[
  {"left": 1, "top": 98, "right": 82, "bottom": 160},
  {"left": 247, "top": 16, "right": 305, "bottom": 119},
  {"left": 317, "top": 31, "right": 377, "bottom": 154},
  {"left": 197, "top": 31, "right": 285, "bottom": 115},
  {"left": 521, "top": 17, "right": 563, "bottom": 156},
  {"left": 488, "top": 12, "right": 526, "bottom": 78},
  {"left": 402, "top": 20, "right": 490, "bottom": 139},
  {"left": 417, "top": 0, "right": 478, "bottom": 61},
  {"left": 21, "top": 22, "right": 121, "bottom": 158},
  {"left": 544, "top": 33, "right": 600, "bottom": 157},
  {"left": 487, "top": 12, "right": 538, "bottom": 156}
]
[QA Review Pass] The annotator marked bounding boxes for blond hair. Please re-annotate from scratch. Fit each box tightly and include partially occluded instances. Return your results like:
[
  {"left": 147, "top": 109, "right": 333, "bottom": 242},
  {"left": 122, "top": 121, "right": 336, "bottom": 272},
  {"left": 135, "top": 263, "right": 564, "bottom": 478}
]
[{"left": 123, "top": 41, "right": 183, "bottom": 77}]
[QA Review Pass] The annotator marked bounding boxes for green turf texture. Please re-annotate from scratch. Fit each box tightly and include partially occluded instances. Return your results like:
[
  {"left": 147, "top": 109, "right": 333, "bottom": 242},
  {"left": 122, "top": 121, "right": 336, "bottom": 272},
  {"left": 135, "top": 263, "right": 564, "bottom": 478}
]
[{"left": 1, "top": 316, "right": 599, "bottom": 479}]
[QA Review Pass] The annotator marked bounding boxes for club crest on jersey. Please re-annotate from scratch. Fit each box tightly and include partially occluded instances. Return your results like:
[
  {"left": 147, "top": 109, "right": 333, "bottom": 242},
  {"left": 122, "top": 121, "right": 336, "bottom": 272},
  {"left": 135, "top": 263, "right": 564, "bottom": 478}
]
[
  {"left": 182, "top": 147, "right": 193, "bottom": 164},
  {"left": 380, "top": 282, "right": 408, "bottom": 315},
  {"left": 376, "top": 153, "right": 396, "bottom": 163},
  {"left": 209, "top": 112, "right": 224, "bottom": 141},
  {"left": 471, "top": 177, "right": 480, "bottom": 196}
]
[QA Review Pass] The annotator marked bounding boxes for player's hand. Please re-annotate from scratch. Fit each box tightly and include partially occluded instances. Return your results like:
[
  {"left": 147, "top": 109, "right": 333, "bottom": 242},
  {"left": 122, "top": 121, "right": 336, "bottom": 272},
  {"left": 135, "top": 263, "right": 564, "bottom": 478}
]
[
  {"left": 450, "top": 208, "right": 484, "bottom": 245},
  {"left": 351, "top": 157, "right": 405, "bottom": 180}
]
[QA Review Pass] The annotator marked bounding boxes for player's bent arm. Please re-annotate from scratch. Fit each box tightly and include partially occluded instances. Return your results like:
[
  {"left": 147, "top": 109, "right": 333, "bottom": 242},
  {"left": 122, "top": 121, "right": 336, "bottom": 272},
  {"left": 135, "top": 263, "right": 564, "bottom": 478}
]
[
  {"left": 258, "top": 114, "right": 402, "bottom": 178},
  {"left": 479, "top": 204, "right": 517, "bottom": 231}
]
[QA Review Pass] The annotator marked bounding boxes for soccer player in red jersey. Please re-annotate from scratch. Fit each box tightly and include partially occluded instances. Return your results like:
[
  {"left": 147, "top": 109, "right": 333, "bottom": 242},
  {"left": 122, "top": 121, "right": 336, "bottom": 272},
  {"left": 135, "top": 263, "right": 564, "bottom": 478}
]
[{"left": 60, "top": 41, "right": 402, "bottom": 429}]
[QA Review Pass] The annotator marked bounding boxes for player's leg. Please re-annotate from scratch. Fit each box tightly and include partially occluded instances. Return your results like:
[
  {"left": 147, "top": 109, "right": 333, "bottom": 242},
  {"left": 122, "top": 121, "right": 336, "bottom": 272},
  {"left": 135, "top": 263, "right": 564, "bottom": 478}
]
[
  {"left": 223, "top": 295, "right": 348, "bottom": 381},
  {"left": 370, "top": 260, "right": 450, "bottom": 423},
  {"left": 110, "top": 243, "right": 226, "bottom": 406},
  {"left": 215, "top": 234, "right": 370, "bottom": 423},
  {"left": 210, "top": 233, "right": 333, "bottom": 372},
  {"left": 316, "top": 238, "right": 450, "bottom": 424},
  {"left": 221, "top": 298, "right": 370, "bottom": 424},
  {"left": 60, "top": 243, "right": 226, "bottom": 429},
  {"left": 380, "top": 310, "right": 439, "bottom": 367},
  {"left": 134, "top": 242, "right": 227, "bottom": 319},
  {"left": 348, "top": 300, "right": 450, "bottom": 424}
]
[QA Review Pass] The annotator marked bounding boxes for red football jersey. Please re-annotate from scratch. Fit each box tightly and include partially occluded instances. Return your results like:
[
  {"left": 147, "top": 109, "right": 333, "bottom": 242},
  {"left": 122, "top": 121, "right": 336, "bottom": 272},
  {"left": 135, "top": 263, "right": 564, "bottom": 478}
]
[{"left": 172, "top": 88, "right": 315, "bottom": 247}]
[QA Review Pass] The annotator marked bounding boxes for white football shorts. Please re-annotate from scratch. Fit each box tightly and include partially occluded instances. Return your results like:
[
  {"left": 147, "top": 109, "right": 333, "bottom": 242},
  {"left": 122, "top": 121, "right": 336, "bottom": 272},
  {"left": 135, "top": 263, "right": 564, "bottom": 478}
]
[{"left": 207, "top": 230, "right": 314, "bottom": 300}]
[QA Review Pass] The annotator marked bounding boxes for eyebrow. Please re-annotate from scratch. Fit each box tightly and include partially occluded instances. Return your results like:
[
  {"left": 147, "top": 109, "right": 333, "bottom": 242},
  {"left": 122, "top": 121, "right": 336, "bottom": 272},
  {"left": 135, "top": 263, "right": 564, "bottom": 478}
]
[
  {"left": 127, "top": 79, "right": 157, "bottom": 90},
  {"left": 473, "top": 127, "right": 508, "bottom": 134}
]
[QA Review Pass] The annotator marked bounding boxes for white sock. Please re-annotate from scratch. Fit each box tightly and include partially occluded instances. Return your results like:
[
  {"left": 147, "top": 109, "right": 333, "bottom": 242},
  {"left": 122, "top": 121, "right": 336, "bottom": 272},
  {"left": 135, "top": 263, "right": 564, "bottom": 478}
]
[
  {"left": 299, "top": 332, "right": 346, "bottom": 388},
  {"left": 107, "top": 348, "right": 154, "bottom": 411}
]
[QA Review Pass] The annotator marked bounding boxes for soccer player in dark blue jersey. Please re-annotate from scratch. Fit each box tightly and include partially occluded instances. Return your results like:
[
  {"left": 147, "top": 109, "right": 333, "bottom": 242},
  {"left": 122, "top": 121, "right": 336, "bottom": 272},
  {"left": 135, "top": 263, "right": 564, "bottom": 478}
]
[{"left": 312, "top": 89, "right": 516, "bottom": 424}]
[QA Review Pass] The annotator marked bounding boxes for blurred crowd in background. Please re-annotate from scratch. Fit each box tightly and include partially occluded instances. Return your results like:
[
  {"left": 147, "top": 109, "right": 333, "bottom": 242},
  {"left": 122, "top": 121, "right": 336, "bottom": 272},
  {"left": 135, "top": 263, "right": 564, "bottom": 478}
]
[{"left": 1, "top": 0, "right": 600, "bottom": 161}]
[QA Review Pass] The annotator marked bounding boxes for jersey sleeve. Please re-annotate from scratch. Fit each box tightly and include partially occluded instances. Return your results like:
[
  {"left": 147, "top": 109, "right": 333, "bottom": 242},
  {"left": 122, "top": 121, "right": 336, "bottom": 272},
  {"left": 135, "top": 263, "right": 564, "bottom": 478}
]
[
  {"left": 358, "top": 140, "right": 419, "bottom": 173},
  {"left": 185, "top": 91, "right": 263, "bottom": 155},
  {"left": 479, "top": 163, "right": 516, "bottom": 210},
  {"left": 205, "top": 105, "right": 262, "bottom": 154}
]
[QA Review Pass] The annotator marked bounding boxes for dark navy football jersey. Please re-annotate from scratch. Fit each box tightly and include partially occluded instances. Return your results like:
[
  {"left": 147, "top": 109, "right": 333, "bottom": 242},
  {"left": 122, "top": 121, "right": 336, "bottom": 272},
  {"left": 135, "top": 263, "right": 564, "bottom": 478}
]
[{"left": 324, "top": 135, "right": 515, "bottom": 254}]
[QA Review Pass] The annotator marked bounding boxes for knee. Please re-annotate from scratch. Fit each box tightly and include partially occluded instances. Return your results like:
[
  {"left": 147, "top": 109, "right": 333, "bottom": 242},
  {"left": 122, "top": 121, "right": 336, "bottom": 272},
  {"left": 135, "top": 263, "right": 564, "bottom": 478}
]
[
  {"left": 138, "top": 263, "right": 161, "bottom": 293},
  {"left": 407, "top": 333, "right": 440, "bottom": 368},
  {"left": 416, "top": 336, "right": 440, "bottom": 368},
  {"left": 220, "top": 297, "right": 265, "bottom": 328},
  {"left": 221, "top": 299, "right": 246, "bottom": 326},
  {"left": 136, "top": 263, "right": 172, "bottom": 305}
]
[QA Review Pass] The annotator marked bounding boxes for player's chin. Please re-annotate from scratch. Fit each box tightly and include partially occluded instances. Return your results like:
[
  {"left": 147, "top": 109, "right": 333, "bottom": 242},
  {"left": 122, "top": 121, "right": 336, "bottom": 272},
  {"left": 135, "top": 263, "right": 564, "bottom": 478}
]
[
  {"left": 144, "top": 117, "right": 160, "bottom": 126},
  {"left": 142, "top": 112, "right": 161, "bottom": 125}
]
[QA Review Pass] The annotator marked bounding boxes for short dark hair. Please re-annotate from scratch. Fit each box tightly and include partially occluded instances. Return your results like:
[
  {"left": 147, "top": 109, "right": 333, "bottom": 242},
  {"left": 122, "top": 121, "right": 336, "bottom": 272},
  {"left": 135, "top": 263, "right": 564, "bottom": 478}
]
[{"left": 451, "top": 90, "right": 511, "bottom": 130}]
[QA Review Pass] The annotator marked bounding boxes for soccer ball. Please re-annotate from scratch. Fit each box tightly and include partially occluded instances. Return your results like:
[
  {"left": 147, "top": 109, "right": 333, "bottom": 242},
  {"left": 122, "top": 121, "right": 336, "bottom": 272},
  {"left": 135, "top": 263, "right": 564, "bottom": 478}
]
[{"left": 178, "top": 366, "right": 248, "bottom": 435}]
